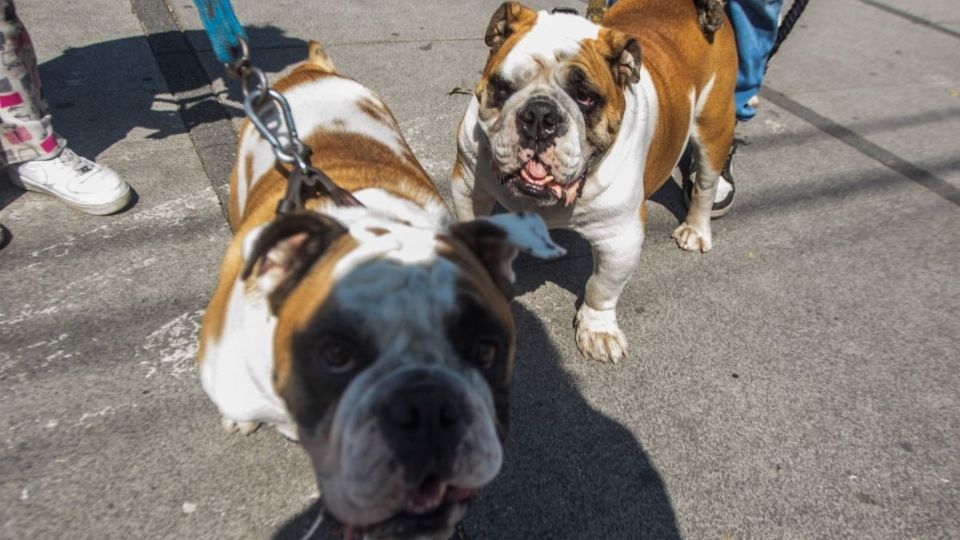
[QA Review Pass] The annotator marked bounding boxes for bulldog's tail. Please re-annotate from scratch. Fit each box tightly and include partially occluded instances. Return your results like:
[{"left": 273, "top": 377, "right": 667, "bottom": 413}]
[
  {"left": 695, "top": 0, "right": 725, "bottom": 39},
  {"left": 306, "top": 40, "right": 337, "bottom": 73}
]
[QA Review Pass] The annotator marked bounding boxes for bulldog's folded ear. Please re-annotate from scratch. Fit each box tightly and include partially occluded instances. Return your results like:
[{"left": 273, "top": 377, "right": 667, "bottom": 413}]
[
  {"left": 598, "top": 29, "right": 642, "bottom": 86},
  {"left": 305, "top": 40, "right": 337, "bottom": 73},
  {"left": 450, "top": 212, "right": 566, "bottom": 300},
  {"left": 241, "top": 212, "right": 348, "bottom": 311},
  {"left": 485, "top": 2, "right": 538, "bottom": 51}
]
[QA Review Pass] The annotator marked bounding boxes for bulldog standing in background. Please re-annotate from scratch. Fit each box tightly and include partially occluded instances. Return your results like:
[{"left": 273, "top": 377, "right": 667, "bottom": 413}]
[
  {"left": 452, "top": 0, "right": 737, "bottom": 363},
  {"left": 197, "top": 42, "right": 564, "bottom": 540}
]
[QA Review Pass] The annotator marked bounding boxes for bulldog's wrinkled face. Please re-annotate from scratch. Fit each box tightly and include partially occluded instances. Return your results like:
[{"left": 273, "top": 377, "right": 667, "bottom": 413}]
[
  {"left": 475, "top": 3, "right": 641, "bottom": 207},
  {"left": 242, "top": 210, "right": 563, "bottom": 540}
]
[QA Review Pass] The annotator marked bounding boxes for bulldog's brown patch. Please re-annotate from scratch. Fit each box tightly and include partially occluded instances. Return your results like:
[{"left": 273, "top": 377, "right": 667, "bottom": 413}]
[
  {"left": 300, "top": 130, "right": 440, "bottom": 207},
  {"left": 270, "top": 233, "right": 359, "bottom": 397},
  {"left": 563, "top": 37, "right": 630, "bottom": 152},
  {"left": 603, "top": 0, "right": 738, "bottom": 196},
  {"left": 198, "top": 237, "right": 245, "bottom": 362},
  {"left": 357, "top": 96, "right": 393, "bottom": 125}
]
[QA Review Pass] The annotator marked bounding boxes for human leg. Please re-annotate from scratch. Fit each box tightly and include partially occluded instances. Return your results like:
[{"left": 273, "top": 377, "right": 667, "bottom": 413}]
[
  {"left": 727, "top": 0, "right": 785, "bottom": 121},
  {"left": 0, "top": 0, "right": 63, "bottom": 165},
  {"left": 1, "top": 0, "right": 130, "bottom": 215}
]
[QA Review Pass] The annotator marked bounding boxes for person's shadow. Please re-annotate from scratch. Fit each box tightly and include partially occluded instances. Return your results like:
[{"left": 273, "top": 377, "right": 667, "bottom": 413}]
[
  {"left": 273, "top": 302, "right": 679, "bottom": 539},
  {"left": 0, "top": 26, "right": 306, "bottom": 212}
]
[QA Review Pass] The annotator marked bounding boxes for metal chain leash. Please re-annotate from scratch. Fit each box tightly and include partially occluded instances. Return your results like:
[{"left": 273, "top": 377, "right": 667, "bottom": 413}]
[
  {"left": 227, "top": 40, "right": 362, "bottom": 213},
  {"left": 226, "top": 38, "right": 306, "bottom": 166},
  {"left": 194, "top": 0, "right": 362, "bottom": 215}
]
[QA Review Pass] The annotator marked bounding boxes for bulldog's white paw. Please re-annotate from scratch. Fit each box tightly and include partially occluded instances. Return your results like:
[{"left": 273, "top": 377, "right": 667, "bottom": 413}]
[
  {"left": 672, "top": 222, "right": 713, "bottom": 253},
  {"left": 221, "top": 417, "right": 261, "bottom": 435},
  {"left": 574, "top": 305, "right": 628, "bottom": 363}
]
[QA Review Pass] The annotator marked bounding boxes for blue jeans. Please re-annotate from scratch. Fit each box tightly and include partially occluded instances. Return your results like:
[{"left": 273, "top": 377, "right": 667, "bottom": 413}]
[
  {"left": 727, "top": 0, "right": 784, "bottom": 120},
  {"left": 605, "top": 0, "right": 783, "bottom": 121}
]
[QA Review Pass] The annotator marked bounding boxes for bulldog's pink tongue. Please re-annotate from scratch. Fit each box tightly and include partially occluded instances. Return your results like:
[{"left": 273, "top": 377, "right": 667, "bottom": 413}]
[{"left": 523, "top": 159, "right": 549, "bottom": 181}]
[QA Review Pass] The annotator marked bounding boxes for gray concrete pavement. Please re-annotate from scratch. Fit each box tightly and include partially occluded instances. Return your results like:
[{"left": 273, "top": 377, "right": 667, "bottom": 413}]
[{"left": 1, "top": 0, "right": 958, "bottom": 538}]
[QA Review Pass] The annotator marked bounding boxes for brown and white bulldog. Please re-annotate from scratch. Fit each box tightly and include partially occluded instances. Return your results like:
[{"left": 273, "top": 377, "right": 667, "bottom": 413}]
[
  {"left": 197, "top": 43, "right": 564, "bottom": 540},
  {"left": 452, "top": 1, "right": 737, "bottom": 363}
]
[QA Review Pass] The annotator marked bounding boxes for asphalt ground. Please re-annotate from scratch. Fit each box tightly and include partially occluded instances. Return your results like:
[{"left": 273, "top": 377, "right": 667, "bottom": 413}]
[{"left": 1, "top": 0, "right": 958, "bottom": 538}]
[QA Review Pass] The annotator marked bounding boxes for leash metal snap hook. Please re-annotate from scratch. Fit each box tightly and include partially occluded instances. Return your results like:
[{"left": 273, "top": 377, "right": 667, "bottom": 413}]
[{"left": 225, "top": 37, "right": 251, "bottom": 79}]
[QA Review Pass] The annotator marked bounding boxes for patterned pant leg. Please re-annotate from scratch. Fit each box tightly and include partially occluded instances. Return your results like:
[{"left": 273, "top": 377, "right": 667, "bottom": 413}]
[{"left": 0, "top": 0, "right": 65, "bottom": 167}]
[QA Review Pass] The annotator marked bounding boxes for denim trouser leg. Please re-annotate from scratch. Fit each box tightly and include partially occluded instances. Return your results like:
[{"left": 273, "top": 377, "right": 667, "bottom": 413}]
[
  {"left": 727, "top": 0, "right": 784, "bottom": 121},
  {"left": 606, "top": 0, "right": 782, "bottom": 121}
]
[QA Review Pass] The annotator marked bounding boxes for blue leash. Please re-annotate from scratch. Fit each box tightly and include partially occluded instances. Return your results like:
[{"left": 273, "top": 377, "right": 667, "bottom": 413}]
[{"left": 192, "top": 0, "right": 248, "bottom": 65}]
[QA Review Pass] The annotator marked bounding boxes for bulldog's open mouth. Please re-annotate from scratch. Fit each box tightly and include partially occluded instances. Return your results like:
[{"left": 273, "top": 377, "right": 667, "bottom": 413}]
[
  {"left": 499, "top": 158, "right": 585, "bottom": 207},
  {"left": 338, "top": 479, "right": 476, "bottom": 540}
]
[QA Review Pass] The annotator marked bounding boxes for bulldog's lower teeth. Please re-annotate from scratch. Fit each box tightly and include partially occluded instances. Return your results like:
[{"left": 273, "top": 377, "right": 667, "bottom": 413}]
[
  {"left": 406, "top": 497, "right": 441, "bottom": 514},
  {"left": 406, "top": 483, "right": 447, "bottom": 514}
]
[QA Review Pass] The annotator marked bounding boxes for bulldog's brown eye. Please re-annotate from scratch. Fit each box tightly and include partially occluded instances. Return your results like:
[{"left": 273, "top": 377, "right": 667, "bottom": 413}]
[
  {"left": 489, "top": 76, "right": 513, "bottom": 105},
  {"left": 318, "top": 340, "right": 357, "bottom": 374},
  {"left": 471, "top": 339, "right": 500, "bottom": 369}
]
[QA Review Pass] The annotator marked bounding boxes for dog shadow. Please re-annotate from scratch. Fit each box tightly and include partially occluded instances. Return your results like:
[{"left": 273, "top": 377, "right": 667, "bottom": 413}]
[
  {"left": 272, "top": 303, "right": 679, "bottom": 539},
  {"left": 0, "top": 26, "right": 305, "bottom": 213},
  {"left": 650, "top": 178, "right": 688, "bottom": 224}
]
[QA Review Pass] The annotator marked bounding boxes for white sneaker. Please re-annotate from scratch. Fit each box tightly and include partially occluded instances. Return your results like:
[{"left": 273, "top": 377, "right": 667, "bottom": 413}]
[{"left": 9, "top": 148, "right": 131, "bottom": 215}]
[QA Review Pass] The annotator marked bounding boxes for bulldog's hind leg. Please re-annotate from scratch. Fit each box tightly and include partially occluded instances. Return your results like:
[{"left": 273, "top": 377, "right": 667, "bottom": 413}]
[{"left": 673, "top": 99, "right": 735, "bottom": 252}]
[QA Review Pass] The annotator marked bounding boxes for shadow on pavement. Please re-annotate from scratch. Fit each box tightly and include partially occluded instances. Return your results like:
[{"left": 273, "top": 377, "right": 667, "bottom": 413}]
[
  {"left": 273, "top": 304, "right": 679, "bottom": 540},
  {"left": 0, "top": 170, "right": 22, "bottom": 211},
  {"left": 650, "top": 178, "right": 687, "bottom": 223},
  {"left": 36, "top": 26, "right": 305, "bottom": 160},
  {"left": 0, "top": 26, "right": 306, "bottom": 214}
]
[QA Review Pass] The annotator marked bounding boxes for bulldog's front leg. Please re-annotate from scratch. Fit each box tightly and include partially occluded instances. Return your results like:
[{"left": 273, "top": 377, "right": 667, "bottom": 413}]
[
  {"left": 575, "top": 217, "right": 644, "bottom": 363},
  {"left": 453, "top": 101, "right": 498, "bottom": 220},
  {"left": 451, "top": 169, "right": 496, "bottom": 220}
]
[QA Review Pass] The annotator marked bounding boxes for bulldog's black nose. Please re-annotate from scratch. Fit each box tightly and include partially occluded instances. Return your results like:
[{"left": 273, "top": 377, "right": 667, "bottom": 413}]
[
  {"left": 517, "top": 97, "right": 564, "bottom": 148},
  {"left": 379, "top": 377, "right": 467, "bottom": 481}
]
